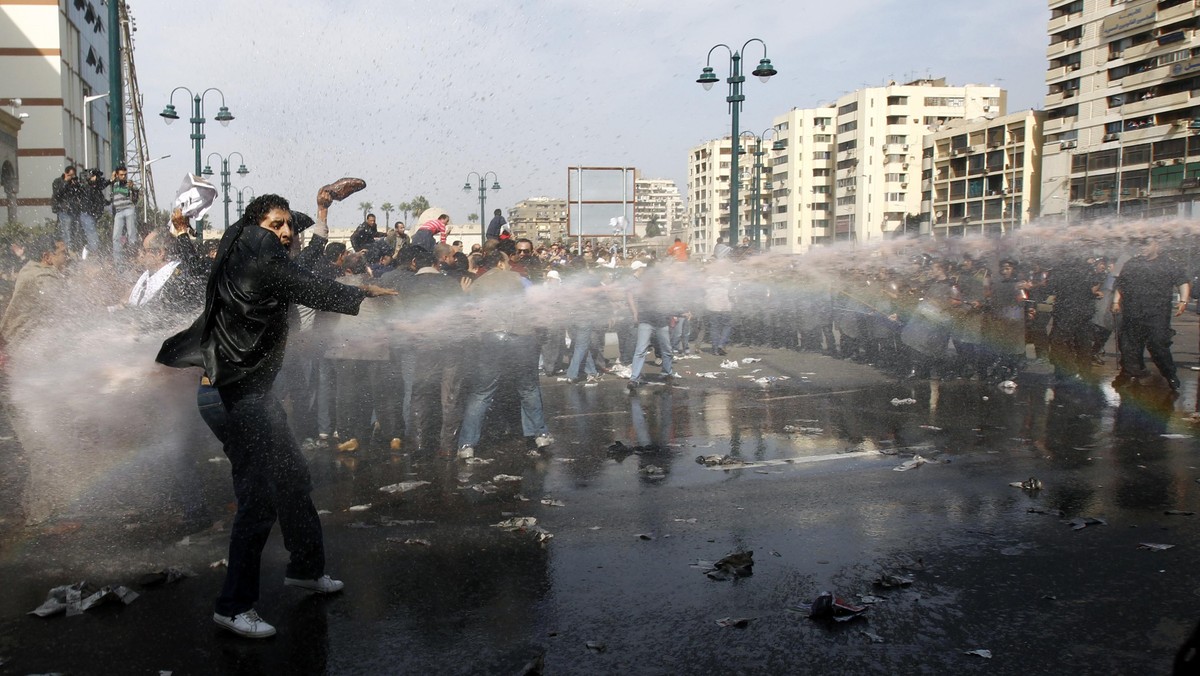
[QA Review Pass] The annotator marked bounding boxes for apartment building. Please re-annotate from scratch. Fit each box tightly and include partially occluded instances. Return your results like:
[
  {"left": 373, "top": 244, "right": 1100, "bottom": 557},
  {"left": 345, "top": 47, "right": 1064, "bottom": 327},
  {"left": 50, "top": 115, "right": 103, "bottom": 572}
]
[
  {"left": 831, "top": 78, "right": 1005, "bottom": 244},
  {"left": 924, "top": 110, "right": 1046, "bottom": 236},
  {"left": 633, "top": 177, "right": 685, "bottom": 238},
  {"left": 0, "top": 0, "right": 114, "bottom": 224},
  {"left": 767, "top": 106, "right": 837, "bottom": 253},
  {"left": 1040, "top": 0, "right": 1200, "bottom": 221},
  {"left": 686, "top": 135, "right": 770, "bottom": 256},
  {"left": 508, "top": 197, "right": 569, "bottom": 243}
]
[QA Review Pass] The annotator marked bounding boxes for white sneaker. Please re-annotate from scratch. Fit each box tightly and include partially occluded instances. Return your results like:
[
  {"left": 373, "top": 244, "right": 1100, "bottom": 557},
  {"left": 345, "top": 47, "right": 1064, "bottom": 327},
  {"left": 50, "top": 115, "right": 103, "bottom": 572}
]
[
  {"left": 457, "top": 445, "right": 475, "bottom": 459},
  {"left": 535, "top": 434, "right": 554, "bottom": 448},
  {"left": 283, "top": 574, "right": 344, "bottom": 594},
  {"left": 213, "top": 609, "right": 276, "bottom": 638}
]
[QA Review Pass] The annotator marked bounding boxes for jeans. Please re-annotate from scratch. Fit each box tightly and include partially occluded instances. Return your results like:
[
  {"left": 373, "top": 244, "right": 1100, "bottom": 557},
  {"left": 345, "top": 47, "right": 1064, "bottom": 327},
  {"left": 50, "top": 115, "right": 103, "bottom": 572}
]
[
  {"left": 215, "top": 386, "right": 325, "bottom": 617},
  {"left": 629, "top": 322, "right": 673, "bottom": 382},
  {"left": 112, "top": 207, "right": 138, "bottom": 260},
  {"left": 565, "top": 323, "right": 597, "bottom": 380},
  {"left": 77, "top": 212, "right": 100, "bottom": 255},
  {"left": 670, "top": 315, "right": 690, "bottom": 354},
  {"left": 458, "top": 332, "right": 548, "bottom": 449},
  {"left": 56, "top": 212, "right": 78, "bottom": 251}
]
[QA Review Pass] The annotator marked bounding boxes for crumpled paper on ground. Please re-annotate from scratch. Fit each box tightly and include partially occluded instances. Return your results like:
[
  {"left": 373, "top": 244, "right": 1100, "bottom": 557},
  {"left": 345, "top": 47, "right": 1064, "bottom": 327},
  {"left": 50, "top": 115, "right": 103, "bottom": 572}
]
[
  {"left": 29, "top": 582, "right": 139, "bottom": 617},
  {"left": 378, "top": 480, "right": 430, "bottom": 494},
  {"left": 894, "top": 455, "right": 927, "bottom": 472}
]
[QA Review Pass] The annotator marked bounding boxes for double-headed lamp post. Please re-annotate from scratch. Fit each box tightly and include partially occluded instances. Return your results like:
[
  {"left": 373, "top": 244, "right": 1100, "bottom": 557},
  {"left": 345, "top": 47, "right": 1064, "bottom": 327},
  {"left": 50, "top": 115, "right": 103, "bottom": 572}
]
[
  {"left": 202, "top": 152, "right": 249, "bottom": 231},
  {"left": 739, "top": 128, "right": 784, "bottom": 248},
  {"left": 234, "top": 186, "right": 256, "bottom": 220},
  {"left": 159, "top": 87, "right": 235, "bottom": 237},
  {"left": 696, "top": 39, "right": 778, "bottom": 246},
  {"left": 463, "top": 171, "right": 501, "bottom": 242}
]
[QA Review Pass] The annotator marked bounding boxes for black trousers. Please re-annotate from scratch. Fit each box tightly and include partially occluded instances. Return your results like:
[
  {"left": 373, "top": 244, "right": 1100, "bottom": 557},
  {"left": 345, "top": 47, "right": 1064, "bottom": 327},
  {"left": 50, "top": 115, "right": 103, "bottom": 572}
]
[
  {"left": 1117, "top": 313, "right": 1177, "bottom": 381},
  {"left": 215, "top": 385, "right": 325, "bottom": 617}
]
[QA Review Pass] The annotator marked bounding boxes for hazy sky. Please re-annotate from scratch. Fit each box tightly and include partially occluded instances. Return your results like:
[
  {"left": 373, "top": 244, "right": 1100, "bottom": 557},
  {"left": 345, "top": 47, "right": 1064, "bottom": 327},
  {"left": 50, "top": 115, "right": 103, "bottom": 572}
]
[{"left": 132, "top": 0, "right": 1049, "bottom": 230}]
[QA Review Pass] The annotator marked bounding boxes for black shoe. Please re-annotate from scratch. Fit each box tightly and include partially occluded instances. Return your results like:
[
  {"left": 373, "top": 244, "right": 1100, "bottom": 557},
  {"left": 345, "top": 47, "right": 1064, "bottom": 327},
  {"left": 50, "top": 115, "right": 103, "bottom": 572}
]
[
  {"left": 1168, "top": 376, "right": 1181, "bottom": 392},
  {"left": 1112, "top": 374, "right": 1134, "bottom": 389},
  {"left": 627, "top": 380, "right": 642, "bottom": 391},
  {"left": 716, "top": 348, "right": 728, "bottom": 356}
]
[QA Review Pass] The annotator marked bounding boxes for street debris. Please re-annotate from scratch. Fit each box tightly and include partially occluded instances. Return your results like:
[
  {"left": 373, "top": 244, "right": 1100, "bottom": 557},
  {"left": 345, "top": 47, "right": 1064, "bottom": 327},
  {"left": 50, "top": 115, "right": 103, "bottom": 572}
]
[
  {"left": 720, "top": 360, "right": 740, "bottom": 369},
  {"left": 858, "top": 595, "right": 887, "bottom": 604},
  {"left": 998, "top": 380, "right": 1018, "bottom": 393},
  {"left": 964, "top": 649, "right": 993, "bottom": 659},
  {"left": 585, "top": 641, "right": 607, "bottom": 653},
  {"left": 715, "top": 616, "right": 753, "bottom": 628},
  {"left": 378, "top": 480, "right": 430, "bottom": 494},
  {"left": 697, "top": 454, "right": 741, "bottom": 467},
  {"left": 492, "top": 474, "right": 523, "bottom": 483},
  {"left": 1065, "top": 516, "right": 1107, "bottom": 531},
  {"left": 402, "top": 538, "right": 431, "bottom": 547},
  {"left": 136, "top": 567, "right": 195, "bottom": 587},
  {"left": 741, "top": 357, "right": 762, "bottom": 364},
  {"left": 636, "top": 533, "right": 655, "bottom": 541},
  {"left": 893, "top": 455, "right": 927, "bottom": 472},
  {"left": 347, "top": 504, "right": 372, "bottom": 512},
  {"left": 494, "top": 517, "right": 537, "bottom": 529},
  {"left": 783, "top": 425, "right": 824, "bottom": 434},
  {"left": 918, "top": 425, "right": 943, "bottom": 431},
  {"left": 1138, "top": 543, "right": 1175, "bottom": 551},
  {"left": 674, "top": 518, "right": 698, "bottom": 524},
  {"left": 890, "top": 398, "right": 917, "bottom": 406},
  {"left": 1009, "top": 477, "right": 1044, "bottom": 491},
  {"left": 639, "top": 464, "right": 667, "bottom": 479},
  {"left": 695, "top": 372, "right": 723, "bottom": 379},
  {"left": 209, "top": 559, "right": 227, "bottom": 569},
  {"left": 861, "top": 629, "right": 886, "bottom": 643},
  {"left": 704, "top": 551, "right": 754, "bottom": 581},
  {"left": 30, "top": 582, "right": 139, "bottom": 617},
  {"left": 540, "top": 498, "right": 566, "bottom": 507},
  {"left": 317, "top": 509, "right": 332, "bottom": 516},
  {"left": 873, "top": 573, "right": 914, "bottom": 589},
  {"left": 1028, "top": 507, "right": 1064, "bottom": 517},
  {"left": 1164, "top": 510, "right": 1195, "bottom": 516},
  {"left": 804, "top": 592, "right": 868, "bottom": 622},
  {"left": 753, "top": 376, "right": 791, "bottom": 386},
  {"left": 463, "top": 456, "right": 494, "bottom": 465},
  {"left": 207, "top": 457, "right": 226, "bottom": 464},
  {"left": 1161, "top": 434, "right": 1191, "bottom": 439}
]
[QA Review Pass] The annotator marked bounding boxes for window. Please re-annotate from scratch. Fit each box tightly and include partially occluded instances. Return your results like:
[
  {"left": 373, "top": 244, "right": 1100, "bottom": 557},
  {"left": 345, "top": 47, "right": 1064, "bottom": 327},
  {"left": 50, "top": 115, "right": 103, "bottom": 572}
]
[
  {"left": 887, "top": 95, "right": 908, "bottom": 105},
  {"left": 838, "top": 101, "right": 858, "bottom": 115},
  {"left": 837, "top": 139, "right": 857, "bottom": 152},
  {"left": 885, "top": 173, "right": 906, "bottom": 182},
  {"left": 885, "top": 192, "right": 906, "bottom": 202},
  {"left": 812, "top": 168, "right": 830, "bottom": 177},
  {"left": 836, "top": 196, "right": 856, "bottom": 206},
  {"left": 814, "top": 117, "right": 832, "bottom": 126},
  {"left": 813, "top": 134, "right": 832, "bottom": 142},
  {"left": 885, "top": 135, "right": 908, "bottom": 144},
  {"left": 813, "top": 185, "right": 830, "bottom": 194},
  {"left": 837, "top": 121, "right": 858, "bottom": 133},
  {"left": 885, "top": 154, "right": 907, "bottom": 164},
  {"left": 811, "top": 202, "right": 830, "bottom": 211},
  {"left": 813, "top": 151, "right": 831, "bottom": 160}
]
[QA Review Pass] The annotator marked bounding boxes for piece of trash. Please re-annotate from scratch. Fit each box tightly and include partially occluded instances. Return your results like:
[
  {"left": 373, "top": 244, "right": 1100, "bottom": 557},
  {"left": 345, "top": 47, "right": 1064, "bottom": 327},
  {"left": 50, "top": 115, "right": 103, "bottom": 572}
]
[
  {"left": 1009, "top": 477, "right": 1044, "bottom": 491},
  {"left": 29, "top": 582, "right": 86, "bottom": 617},
  {"left": 998, "top": 380, "right": 1018, "bottom": 392},
  {"left": 209, "top": 559, "right": 227, "bottom": 569},
  {"left": 695, "top": 371, "right": 722, "bottom": 378},
  {"left": 860, "top": 629, "right": 885, "bottom": 643},
  {"left": 1161, "top": 434, "right": 1191, "bottom": 439},
  {"left": 136, "top": 567, "right": 195, "bottom": 587},
  {"left": 492, "top": 474, "right": 523, "bottom": 483},
  {"left": 531, "top": 526, "right": 554, "bottom": 543},
  {"left": 347, "top": 521, "right": 377, "bottom": 529},
  {"left": 402, "top": 538, "right": 431, "bottom": 547},
  {"left": 639, "top": 464, "right": 666, "bottom": 478},
  {"left": 770, "top": 550, "right": 782, "bottom": 557},
  {"left": 378, "top": 480, "right": 430, "bottom": 494},
  {"left": 964, "top": 649, "right": 993, "bottom": 659},
  {"left": 673, "top": 518, "right": 698, "bottom": 524},
  {"left": 720, "top": 360, "right": 740, "bottom": 369},
  {"left": 858, "top": 595, "right": 887, "bottom": 604},
  {"left": 1028, "top": 507, "right": 1064, "bottom": 517},
  {"left": 715, "top": 616, "right": 753, "bottom": 628},
  {"left": 347, "top": 504, "right": 372, "bottom": 512},
  {"left": 696, "top": 454, "right": 741, "bottom": 467},
  {"left": 918, "top": 425, "right": 943, "bottom": 431},
  {"left": 705, "top": 551, "right": 753, "bottom": 581},
  {"left": 493, "top": 517, "right": 538, "bottom": 530},
  {"left": 540, "top": 498, "right": 566, "bottom": 507},
  {"left": 1164, "top": 510, "right": 1195, "bottom": 516},
  {"left": 874, "top": 573, "right": 914, "bottom": 588},
  {"left": 636, "top": 533, "right": 655, "bottom": 541},
  {"left": 890, "top": 398, "right": 916, "bottom": 406},
  {"left": 317, "top": 510, "right": 332, "bottom": 516},
  {"left": 1066, "top": 516, "right": 1107, "bottom": 530},
  {"left": 805, "top": 592, "right": 867, "bottom": 622},
  {"left": 893, "top": 455, "right": 927, "bottom": 472},
  {"left": 741, "top": 357, "right": 762, "bottom": 364},
  {"left": 783, "top": 425, "right": 824, "bottom": 434},
  {"left": 207, "top": 457, "right": 226, "bottom": 463},
  {"left": 1138, "top": 543, "right": 1175, "bottom": 551},
  {"left": 463, "top": 457, "right": 494, "bottom": 465},
  {"left": 585, "top": 641, "right": 606, "bottom": 653}
]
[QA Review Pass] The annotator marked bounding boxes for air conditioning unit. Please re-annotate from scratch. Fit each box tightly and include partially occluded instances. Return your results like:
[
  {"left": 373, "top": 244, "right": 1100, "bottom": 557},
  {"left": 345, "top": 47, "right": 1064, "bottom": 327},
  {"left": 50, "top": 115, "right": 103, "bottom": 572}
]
[
  {"left": 902, "top": 163, "right": 910, "bottom": 169},
  {"left": 1175, "top": 119, "right": 1191, "bottom": 128},
  {"left": 1060, "top": 140, "right": 1078, "bottom": 150},
  {"left": 1072, "top": 38, "right": 1082, "bottom": 46},
  {"left": 901, "top": 182, "right": 908, "bottom": 188},
  {"left": 1070, "top": 63, "right": 1081, "bottom": 71},
  {"left": 1063, "top": 90, "right": 1076, "bottom": 98},
  {"left": 1103, "top": 133, "right": 1119, "bottom": 141},
  {"left": 903, "top": 144, "right": 910, "bottom": 151},
  {"left": 1154, "top": 160, "right": 1167, "bottom": 167},
  {"left": 1174, "top": 158, "right": 1185, "bottom": 164}
]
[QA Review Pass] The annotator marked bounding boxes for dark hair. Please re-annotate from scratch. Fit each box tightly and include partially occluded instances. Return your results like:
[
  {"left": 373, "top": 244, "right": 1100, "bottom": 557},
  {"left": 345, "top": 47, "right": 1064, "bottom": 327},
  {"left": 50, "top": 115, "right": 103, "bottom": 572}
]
[
  {"left": 494, "top": 208, "right": 502, "bottom": 216},
  {"left": 394, "top": 244, "right": 421, "bottom": 269},
  {"left": 320, "top": 241, "right": 347, "bottom": 265},
  {"left": 481, "top": 249, "right": 508, "bottom": 270},
  {"left": 63, "top": 165, "right": 76, "bottom": 174},
  {"left": 412, "top": 249, "right": 438, "bottom": 270},
  {"left": 496, "top": 239, "right": 517, "bottom": 257},
  {"left": 367, "top": 213, "right": 376, "bottom": 219},
  {"left": 115, "top": 164, "right": 127, "bottom": 172},
  {"left": 243, "top": 194, "right": 290, "bottom": 228},
  {"left": 32, "top": 235, "right": 60, "bottom": 260}
]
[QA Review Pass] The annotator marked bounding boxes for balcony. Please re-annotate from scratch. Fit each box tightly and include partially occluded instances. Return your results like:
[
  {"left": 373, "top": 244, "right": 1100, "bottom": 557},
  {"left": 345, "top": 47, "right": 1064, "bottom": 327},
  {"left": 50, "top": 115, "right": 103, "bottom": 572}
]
[
  {"left": 1122, "top": 65, "right": 1173, "bottom": 88},
  {"left": 1120, "top": 89, "right": 1191, "bottom": 116},
  {"left": 1158, "top": 0, "right": 1200, "bottom": 24},
  {"left": 1046, "top": 37, "right": 1081, "bottom": 59}
]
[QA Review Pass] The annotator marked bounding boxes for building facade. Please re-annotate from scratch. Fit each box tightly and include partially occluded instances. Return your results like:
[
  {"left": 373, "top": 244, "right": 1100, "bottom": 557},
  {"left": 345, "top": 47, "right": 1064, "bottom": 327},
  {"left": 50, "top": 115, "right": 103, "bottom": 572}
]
[
  {"left": 1040, "top": 0, "right": 1200, "bottom": 222},
  {"left": 0, "top": 0, "right": 114, "bottom": 225},
  {"left": 924, "top": 109, "right": 1046, "bottom": 236},
  {"left": 686, "top": 135, "right": 770, "bottom": 256},
  {"left": 508, "top": 197, "right": 569, "bottom": 243},
  {"left": 632, "top": 177, "right": 685, "bottom": 238},
  {"left": 767, "top": 106, "right": 837, "bottom": 253}
]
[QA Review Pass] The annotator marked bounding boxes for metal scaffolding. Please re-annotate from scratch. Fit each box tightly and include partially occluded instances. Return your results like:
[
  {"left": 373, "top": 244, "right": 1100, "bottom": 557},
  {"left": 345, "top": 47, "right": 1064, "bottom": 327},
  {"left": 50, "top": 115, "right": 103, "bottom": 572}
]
[{"left": 117, "top": 1, "right": 157, "bottom": 218}]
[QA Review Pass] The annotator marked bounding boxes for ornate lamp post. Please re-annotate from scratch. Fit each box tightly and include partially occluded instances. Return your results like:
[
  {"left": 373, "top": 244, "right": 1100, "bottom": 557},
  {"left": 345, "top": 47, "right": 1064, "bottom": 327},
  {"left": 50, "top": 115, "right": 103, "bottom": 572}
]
[
  {"left": 202, "top": 151, "right": 249, "bottom": 231},
  {"left": 463, "top": 171, "right": 501, "bottom": 242}
]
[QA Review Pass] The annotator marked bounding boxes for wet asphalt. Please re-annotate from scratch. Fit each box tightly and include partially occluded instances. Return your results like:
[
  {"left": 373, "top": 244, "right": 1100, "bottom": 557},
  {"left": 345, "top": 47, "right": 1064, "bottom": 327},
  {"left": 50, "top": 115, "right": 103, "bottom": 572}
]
[{"left": 1, "top": 317, "right": 1199, "bottom": 675}]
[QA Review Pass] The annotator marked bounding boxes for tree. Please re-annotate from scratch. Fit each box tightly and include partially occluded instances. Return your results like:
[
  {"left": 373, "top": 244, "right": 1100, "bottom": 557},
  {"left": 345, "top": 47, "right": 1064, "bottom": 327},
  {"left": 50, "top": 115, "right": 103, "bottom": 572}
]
[
  {"left": 408, "top": 195, "right": 431, "bottom": 221},
  {"left": 468, "top": 213, "right": 479, "bottom": 223},
  {"left": 644, "top": 215, "right": 663, "bottom": 238},
  {"left": 358, "top": 201, "right": 373, "bottom": 222},
  {"left": 398, "top": 201, "right": 411, "bottom": 225},
  {"left": 380, "top": 202, "right": 394, "bottom": 228}
]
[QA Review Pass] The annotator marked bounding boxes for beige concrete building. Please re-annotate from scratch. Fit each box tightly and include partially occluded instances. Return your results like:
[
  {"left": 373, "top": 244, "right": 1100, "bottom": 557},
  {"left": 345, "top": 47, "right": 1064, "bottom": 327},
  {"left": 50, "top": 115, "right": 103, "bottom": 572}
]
[
  {"left": 1040, "top": 0, "right": 1200, "bottom": 222},
  {"left": 685, "top": 135, "right": 770, "bottom": 256},
  {"left": 0, "top": 0, "right": 113, "bottom": 225},
  {"left": 0, "top": 108, "right": 23, "bottom": 225},
  {"left": 831, "top": 78, "right": 1005, "bottom": 244},
  {"left": 632, "top": 177, "right": 685, "bottom": 238},
  {"left": 924, "top": 109, "right": 1046, "bottom": 236},
  {"left": 508, "top": 197, "right": 569, "bottom": 243},
  {"left": 766, "top": 106, "right": 837, "bottom": 253}
]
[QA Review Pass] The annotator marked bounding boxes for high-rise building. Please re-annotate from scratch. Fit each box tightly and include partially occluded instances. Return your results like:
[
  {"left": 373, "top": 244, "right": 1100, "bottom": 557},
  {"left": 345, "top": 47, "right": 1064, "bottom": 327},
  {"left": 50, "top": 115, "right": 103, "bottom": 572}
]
[
  {"left": 830, "top": 78, "right": 1005, "bottom": 245},
  {"left": 633, "top": 177, "right": 685, "bottom": 238},
  {"left": 1040, "top": 0, "right": 1200, "bottom": 223},
  {"left": 767, "top": 106, "right": 837, "bottom": 253},
  {"left": 686, "top": 135, "right": 770, "bottom": 255},
  {"left": 0, "top": 0, "right": 114, "bottom": 224},
  {"left": 508, "top": 197, "right": 569, "bottom": 243},
  {"left": 923, "top": 109, "right": 1046, "bottom": 237}
]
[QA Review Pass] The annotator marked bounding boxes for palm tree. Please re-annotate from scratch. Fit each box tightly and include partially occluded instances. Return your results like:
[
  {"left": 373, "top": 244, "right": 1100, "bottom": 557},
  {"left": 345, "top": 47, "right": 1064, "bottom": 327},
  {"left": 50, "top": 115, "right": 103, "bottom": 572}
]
[
  {"left": 398, "top": 201, "right": 411, "bottom": 225},
  {"left": 468, "top": 213, "right": 479, "bottom": 223},
  {"left": 380, "top": 202, "right": 394, "bottom": 228},
  {"left": 409, "top": 195, "right": 431, "bottom": 220},
  {"left": 358, "top": 201, "right": 373, "bottom": 223}
]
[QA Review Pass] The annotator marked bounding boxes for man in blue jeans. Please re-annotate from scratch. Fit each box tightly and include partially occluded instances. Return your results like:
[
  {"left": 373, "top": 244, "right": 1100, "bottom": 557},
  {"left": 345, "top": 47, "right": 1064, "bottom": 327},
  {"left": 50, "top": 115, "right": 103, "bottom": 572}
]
[
  {"left": 158, "top": 192, "right": 393, "bottom": 639},
  {"left": 50, "top": 166, "right": 84, "bottom": 252},
  {"left": 110, "top": 165, "right": 139, "bottom": 261},
  {"left": 625, "top": 260, "right": 677, "bottom": 390}
]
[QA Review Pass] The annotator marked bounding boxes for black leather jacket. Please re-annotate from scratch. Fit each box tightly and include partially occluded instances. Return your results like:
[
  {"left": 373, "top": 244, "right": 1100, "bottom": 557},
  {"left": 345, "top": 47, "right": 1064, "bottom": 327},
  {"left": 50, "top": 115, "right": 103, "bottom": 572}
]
[{"left": 156, "top": 219, "right": 366, "bottom": 393}]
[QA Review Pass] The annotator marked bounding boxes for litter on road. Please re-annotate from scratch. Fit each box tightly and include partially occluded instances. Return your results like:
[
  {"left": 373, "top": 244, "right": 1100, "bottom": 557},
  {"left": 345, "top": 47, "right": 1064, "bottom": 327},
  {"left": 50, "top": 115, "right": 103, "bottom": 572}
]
[
  {"left": 894, "top": 455, "right": 927, "bottom": 472},
  {"left": 378, "top": 480, "right": 430, "bottom": 494},
  {"left": 804, "top": 592, "right": 868, "bottom": 622},
  {"left": 1009, "top": 478, "right": 1044, "bottom": 491},
  {"left": 1138, "top": 543, "right": 1175, "bottom": 551},
  {"left": 964, "top": 649, "right": 993, "bottom": 659},
  {"left": 1066, "top": 516, "right": 1107, "bottom": 530},
  {"left": 715, "top": 617, "right": 753, "bottom": 628},
  {"left": 890, "top": 398, "right": 917, "bottom": 406},
  {"left": 704, "top": 551, "right": 754, "bottom": 581}
]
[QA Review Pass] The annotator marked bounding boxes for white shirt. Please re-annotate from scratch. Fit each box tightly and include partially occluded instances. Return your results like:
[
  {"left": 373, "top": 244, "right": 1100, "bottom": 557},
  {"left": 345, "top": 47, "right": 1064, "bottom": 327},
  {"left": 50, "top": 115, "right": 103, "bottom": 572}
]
[{"left": 128, "top": 261, "right": 181, "bottom": 306}]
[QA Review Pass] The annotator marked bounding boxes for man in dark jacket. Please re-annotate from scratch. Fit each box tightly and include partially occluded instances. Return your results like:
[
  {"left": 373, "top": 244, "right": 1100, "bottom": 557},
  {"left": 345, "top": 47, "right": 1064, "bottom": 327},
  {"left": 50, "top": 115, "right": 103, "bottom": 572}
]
[
  {"left": 349, "top": 213, "right": 384, "bottom": 252},
  {"left": 156, "top": 193, "right": 394, "bottom": 639},
  {"left": 1112, "top": 239, "right": 1190, "bottom": 391},
  {"left": 485, "top": 208, "right": 507, "bottom": 240},
  {"left": 50, "top": 166, "right": 85, "bottom": 252}
]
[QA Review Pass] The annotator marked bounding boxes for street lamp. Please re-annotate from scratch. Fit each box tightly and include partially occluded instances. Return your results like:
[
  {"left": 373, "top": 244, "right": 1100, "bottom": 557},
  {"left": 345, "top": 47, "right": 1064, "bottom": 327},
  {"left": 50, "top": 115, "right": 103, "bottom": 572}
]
[
  {"left": 202, "top": 151, "right": 249, "bottom": 231},
  {"left": 160, "top": 86, "right": 235, "bottom": 237},
  {"left": 463, "top": 171, "right": 501, "bottom": 242},
  {"left": 141, "top": 154, "right": 171, "bottom": 224},
  {"left": 738, "top": 128, "right": 784, "bottom": 249},
  {"left": 697, "top": 38, "right": 778, "bottom": 246},
  {"left": 234, "top": 186, "right": 256, "bottom": 220},
  {"left": 81, "top": 91, "right": 108, "bottom": 171}
]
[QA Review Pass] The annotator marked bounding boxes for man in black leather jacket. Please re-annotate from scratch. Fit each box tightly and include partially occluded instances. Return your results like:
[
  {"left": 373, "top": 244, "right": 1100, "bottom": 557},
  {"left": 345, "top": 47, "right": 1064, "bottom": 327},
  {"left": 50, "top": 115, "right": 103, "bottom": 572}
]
[{"left": 157, "top": 193, "right": 393, "bottom": 638}]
